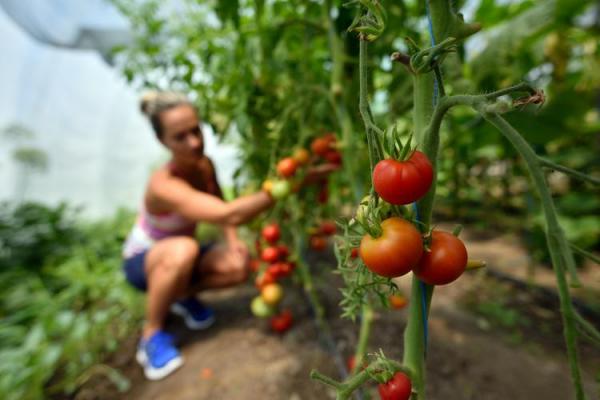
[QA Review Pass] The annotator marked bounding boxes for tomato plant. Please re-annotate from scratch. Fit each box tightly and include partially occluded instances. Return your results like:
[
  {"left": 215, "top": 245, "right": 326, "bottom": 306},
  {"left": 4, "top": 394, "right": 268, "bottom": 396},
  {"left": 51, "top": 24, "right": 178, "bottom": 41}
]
[
  {"left": 360, "top": 217, "right": 423, "bottom": 278},
  {"left": 378, "top": 371, "right": 412, "bottom": 400},
  {"left": 373, "top": 151, "right": 434, "bottom": 205},
  {"left": 413, "top": 231, "right": 468, "bottom": 285},
  {"left": 261, "top": 223, "right": 281, "bottom": 244}
]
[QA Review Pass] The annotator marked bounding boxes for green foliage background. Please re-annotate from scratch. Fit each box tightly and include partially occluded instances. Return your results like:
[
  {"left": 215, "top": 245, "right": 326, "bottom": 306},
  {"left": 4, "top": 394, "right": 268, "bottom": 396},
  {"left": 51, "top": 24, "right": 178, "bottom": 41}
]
[{"left": 112, "top": 0, "right": 599, "bottom": 262}]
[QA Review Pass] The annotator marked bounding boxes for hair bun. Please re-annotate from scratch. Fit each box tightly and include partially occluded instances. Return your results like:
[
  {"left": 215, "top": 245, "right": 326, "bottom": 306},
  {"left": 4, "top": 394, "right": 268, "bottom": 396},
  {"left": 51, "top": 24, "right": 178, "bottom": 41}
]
[
  {"left": 140, "top": 91, "right": 160, "bottom": 116},
  {"left": 139, "top": 91, "right": 190, "bottom": 118}
]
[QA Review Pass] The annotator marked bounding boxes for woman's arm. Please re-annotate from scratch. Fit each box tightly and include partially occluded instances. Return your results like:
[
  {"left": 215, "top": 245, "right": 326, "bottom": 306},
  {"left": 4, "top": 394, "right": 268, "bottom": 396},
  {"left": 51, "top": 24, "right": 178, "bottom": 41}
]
[{"left": 149, "top": 174, "right": 273, "bottom": 225}]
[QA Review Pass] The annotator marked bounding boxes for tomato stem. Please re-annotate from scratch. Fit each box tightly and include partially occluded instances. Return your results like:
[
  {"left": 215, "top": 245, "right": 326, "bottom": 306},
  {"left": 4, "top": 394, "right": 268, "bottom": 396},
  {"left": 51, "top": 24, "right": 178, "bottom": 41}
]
[{"left": 479, "top": 111, "right": 587, "bottom": 400}]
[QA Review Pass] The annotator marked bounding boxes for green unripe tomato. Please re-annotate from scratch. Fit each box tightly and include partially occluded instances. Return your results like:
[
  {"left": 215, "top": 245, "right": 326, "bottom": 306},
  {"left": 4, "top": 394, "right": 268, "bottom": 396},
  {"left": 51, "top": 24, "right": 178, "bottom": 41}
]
[
  {"left": 270, "top": 180, "right": 291, "bottom": 200},
  {"left": 250, "top": 296, "right": 276, "bottom": 318}
]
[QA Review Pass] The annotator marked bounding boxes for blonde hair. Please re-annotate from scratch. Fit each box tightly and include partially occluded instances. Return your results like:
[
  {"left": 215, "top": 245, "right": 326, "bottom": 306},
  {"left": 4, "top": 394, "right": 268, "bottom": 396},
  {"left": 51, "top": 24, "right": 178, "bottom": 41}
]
[{"left": 139, "top": 91, "right": 195, "bottom": 138}]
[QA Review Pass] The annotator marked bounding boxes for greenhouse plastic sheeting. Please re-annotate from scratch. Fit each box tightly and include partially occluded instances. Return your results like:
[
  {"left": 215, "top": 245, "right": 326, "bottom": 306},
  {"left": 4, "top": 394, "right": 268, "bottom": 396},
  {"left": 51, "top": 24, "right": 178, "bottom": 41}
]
[{"left": 0, "top": 0, "right": 131, "bottom": 63}]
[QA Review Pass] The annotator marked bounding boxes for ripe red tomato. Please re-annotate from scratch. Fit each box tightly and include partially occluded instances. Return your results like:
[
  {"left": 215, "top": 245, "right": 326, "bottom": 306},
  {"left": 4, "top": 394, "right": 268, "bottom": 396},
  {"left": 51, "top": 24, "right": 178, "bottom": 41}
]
[
  {"left": 277, "top": 262, "right": 293, "bottom": 277},
  {"left": 319, "top": 220, "right": 337, "bottom": 236},
  {"left": 350, "top": 247, "right": 359, "bottom": 259},
  {"left": 360, "top": 217, "right": 423, "bottom": 278},
  {"left": 261, "top": 223, "right": 281, "bottom": 244},
  {"left": 277, "top": 157, "right": 298, "bottom": 177},
  {"left": 413, "top": 230, "right": 468, "bottom": 285},
  {"left": 324, "top": 150, "right": 342, "bottom": 165},
  {"left": 310, "top": 235, "right": 327, "bottom": 251},
  {"left": 261, "top": 246, "right": 280, "bottom": 263},
  {"left": 267, "top": 262, "right": 292, "bottom": 279},
  {"left": 277, "top": 244, "right": 290, "bottom": 260},
  {"left": 255, "top": 270, "right": 276, "bottom": 289},
  {"left": 373, "top": 150, "right": 434, "bottom": 205},
  {"left": 270, "top": 309, "right": 293, "bottom": 333},
  {"left": 311, "top": 137, "right": 332, "bottom": 156},
  {"left": 378, "top": 371, "right": 412, "bottom": 400}
]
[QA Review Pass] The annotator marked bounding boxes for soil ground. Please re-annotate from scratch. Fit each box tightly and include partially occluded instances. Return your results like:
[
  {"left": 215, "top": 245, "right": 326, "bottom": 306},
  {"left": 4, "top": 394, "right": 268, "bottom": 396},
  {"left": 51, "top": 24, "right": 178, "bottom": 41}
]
[{"left": 74, "top": 226, "right": 600, "bottom": 400}]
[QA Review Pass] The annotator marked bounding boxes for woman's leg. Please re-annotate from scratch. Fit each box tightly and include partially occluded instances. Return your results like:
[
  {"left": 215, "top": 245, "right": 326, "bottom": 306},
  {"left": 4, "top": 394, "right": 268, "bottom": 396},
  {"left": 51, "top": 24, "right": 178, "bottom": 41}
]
[{"left": 143, "top": 236, "right": 200, "bottom": 338}]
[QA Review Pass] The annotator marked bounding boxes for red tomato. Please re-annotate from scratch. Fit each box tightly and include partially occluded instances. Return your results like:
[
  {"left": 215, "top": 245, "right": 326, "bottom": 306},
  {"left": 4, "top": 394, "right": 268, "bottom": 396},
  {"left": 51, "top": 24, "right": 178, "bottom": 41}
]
[
  {"left": 270, "top": 310, "right": 293, "bottom": 333},
  {"left": 292, "top": 148, "right": 310, "bottom": 165},
  {"left": 413, "top": 230, "right": 468, "bottom": 285},
  {"left": 378, "top": 371, "right": 412, "bottom": 400},
  {"left": 277, "top": 157, "right": 298, "bottom": 177},
  {"left": 311, "top": 137, "right": 332, "bottom": 156},
  {"left": 360, "top": 217, "right": 423, "bottom": 278},
  {"left": 277, "top": 244, "right": 290, "bottom": 260},
  {"left": 261, "top": 223, "right": 281, "bottom": 244},
  {"left": 389, "top": 294, "right": 408, "bottom": 309},
  {"left": 277, "top": 262, "right": 293, "bottom": 277},
  {"left": 310, "top": 235, "right": 327, "bottom": 251},
  {"left": 261, "top": 246, "right": 280, "bottom": 263},
  {"left": 324, "top": 150, "right": 342, "bottom": 165},
  {"left": 255, "top": 271, "right": 276, "bottom": 289},
  {"left": 267, "top": 262, "right": 293, "bottom": 279},
  {"left": 350, "top": 247, "right": 359, "bottom": 259},
  {"left": 373, "top": 150, "right": 434, "bottom": 205},
  {"left": 319, "top": 220, "right": 337, "bottom": 236}
]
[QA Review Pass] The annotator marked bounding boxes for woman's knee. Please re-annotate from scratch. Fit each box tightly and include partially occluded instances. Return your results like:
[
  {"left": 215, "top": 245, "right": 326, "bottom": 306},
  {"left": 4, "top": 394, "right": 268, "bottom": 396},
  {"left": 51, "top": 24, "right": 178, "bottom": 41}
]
[{"left": 148, "top": 237, "right": 199, "bottom": 277}]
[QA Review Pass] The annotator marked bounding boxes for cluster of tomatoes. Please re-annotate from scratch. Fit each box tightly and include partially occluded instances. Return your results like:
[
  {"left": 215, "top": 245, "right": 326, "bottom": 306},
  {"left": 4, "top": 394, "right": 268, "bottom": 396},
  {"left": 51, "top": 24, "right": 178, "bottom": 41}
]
[
  {"left": 263, "top": 132, "right": 342, "bottom": 203},
  {"left": 249, "top": 222, "right": 295, "bottom": 333},
  {"left": 360, "top": 150, "right": 468, "bottom": 285}
]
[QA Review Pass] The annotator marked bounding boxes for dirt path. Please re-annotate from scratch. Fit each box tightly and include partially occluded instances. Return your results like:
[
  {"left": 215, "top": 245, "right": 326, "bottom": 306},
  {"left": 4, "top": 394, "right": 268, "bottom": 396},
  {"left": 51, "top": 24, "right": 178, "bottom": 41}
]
[{"left": 78, "top": 230, "right": 599, "bottom": 400}]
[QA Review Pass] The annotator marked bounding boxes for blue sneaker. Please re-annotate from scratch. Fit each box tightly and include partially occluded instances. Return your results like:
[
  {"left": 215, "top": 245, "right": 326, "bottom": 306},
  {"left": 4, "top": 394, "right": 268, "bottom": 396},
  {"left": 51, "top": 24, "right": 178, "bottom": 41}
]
[
  {"left": 171, "top": 297, "right": 215, "bottom": 330},
  {"left": 136, "top": 331, "right": 183, "bottom": 380}
]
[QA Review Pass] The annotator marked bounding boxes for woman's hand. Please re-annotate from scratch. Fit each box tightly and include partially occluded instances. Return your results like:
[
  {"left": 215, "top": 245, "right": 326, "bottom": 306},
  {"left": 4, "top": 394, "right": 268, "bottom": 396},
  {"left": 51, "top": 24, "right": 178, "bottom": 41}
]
[{"left": 227, "top": 238, "right": 249, "bottom": 261}]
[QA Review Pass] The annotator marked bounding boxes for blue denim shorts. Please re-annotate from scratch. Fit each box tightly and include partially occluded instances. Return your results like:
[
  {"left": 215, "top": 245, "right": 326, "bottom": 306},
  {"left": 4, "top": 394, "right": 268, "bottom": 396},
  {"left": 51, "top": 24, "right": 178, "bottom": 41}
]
[{"left": 122, "top": 242, "right": 215, "bottom": 291}]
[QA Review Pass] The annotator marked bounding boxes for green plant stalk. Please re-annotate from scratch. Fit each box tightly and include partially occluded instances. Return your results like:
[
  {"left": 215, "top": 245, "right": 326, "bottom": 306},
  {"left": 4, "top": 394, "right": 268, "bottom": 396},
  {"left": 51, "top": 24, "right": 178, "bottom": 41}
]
[
  {"left": 351, "top": 303, "right": 374, "bottom": 374},
  {"left": 538, "top": 157, "right": 600, "bottom": 186},
  {"left": 311, "top": 359, "right": 409, "bottom": 400},
  {"left": 480, "top": 111, "right": 587, "bottom": 400},
  {"left": 569, "top": 242, "right": 600, "bottom": 265},
  {"left": 403, "top": 43, "right": 438, "bottom": 400},
  {"left": 358, "top": 40, "right": 384, "bottom": 172}
]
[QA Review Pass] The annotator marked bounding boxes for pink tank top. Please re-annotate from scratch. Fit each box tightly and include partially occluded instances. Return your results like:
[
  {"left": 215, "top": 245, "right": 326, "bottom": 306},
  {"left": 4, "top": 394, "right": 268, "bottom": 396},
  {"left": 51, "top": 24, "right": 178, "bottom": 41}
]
[
  {"left": 122, "top": 163, "right": 198, "bottom": 258},
  {"left": 122, "top": 206, "right": 197, "bottom": 258}
]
